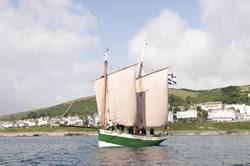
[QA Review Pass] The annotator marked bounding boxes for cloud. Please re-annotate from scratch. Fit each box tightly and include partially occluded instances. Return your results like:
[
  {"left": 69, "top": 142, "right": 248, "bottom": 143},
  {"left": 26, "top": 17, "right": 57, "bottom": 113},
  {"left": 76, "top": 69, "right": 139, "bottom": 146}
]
[
  {"left": 128, "top": 1, "right": 250, "bottom": 90},
  {"left": 201, "top": 0, "right": 250, "bottom": 40},
  {"left": 0, "top": 0, "right": 100, "bottom": 115}
]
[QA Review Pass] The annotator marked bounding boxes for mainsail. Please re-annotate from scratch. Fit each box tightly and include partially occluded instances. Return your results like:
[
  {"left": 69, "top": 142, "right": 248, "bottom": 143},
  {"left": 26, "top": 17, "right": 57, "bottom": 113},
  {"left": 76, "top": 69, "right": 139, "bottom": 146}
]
[
  {"left": 136, "top": 68, "right": 168, "bottom": 127},
  {"left": 94, "top": 64, "right": 137, "bottom": 126}
]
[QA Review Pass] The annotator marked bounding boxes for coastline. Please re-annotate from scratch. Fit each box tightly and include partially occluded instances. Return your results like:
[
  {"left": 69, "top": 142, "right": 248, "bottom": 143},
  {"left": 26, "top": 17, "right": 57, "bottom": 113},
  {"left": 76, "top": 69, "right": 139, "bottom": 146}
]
[
  {"left": 1, "top": 130, "right": 250, "bottom": 137},
  {"left": 0, "top": 131, "right": 97, "bottom": 137},
  {"left": 168, "top": 130, "right": 250, "bottom": 136}
]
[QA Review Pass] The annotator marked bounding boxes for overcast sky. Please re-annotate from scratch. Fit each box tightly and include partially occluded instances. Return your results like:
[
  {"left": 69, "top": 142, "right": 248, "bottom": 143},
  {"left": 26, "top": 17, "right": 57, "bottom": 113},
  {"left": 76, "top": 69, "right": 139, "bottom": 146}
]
[{"left": 1, "top": 0, "right": 250, "bottom": 115}]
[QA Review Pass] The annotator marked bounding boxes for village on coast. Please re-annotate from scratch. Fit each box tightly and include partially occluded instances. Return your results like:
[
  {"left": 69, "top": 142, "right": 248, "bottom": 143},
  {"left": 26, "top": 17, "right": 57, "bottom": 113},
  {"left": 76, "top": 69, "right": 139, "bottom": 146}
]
[{"left": 1, "top": 100, "right": 250, "bottom": 130}]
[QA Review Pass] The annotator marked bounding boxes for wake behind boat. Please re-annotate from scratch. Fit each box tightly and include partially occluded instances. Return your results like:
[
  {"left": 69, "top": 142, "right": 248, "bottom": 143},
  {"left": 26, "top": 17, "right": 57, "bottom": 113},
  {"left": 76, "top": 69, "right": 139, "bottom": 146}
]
[{"left": 93, "top": 47, "right": 170, "bottom": 147}]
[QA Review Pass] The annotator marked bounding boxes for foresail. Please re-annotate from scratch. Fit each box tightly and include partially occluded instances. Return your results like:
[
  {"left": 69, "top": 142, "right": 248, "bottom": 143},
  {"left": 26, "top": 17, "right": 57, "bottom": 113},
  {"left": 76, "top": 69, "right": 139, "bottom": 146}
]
[
  {"left": 108, "top": 65, "right": 137, "bottom": 126},
  {"left": 136, "top": 68, "right": 168, "bottom": 127},
  {"left": 93, "top": 78, "right": 107, "bottom": 126}
]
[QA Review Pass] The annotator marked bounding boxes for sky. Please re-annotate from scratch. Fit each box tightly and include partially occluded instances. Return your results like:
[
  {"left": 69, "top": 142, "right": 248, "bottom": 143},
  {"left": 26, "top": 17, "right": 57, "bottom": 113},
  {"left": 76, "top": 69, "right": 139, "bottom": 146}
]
[{"left": 1, "top": 0, "right": 250, "bottom": 115}]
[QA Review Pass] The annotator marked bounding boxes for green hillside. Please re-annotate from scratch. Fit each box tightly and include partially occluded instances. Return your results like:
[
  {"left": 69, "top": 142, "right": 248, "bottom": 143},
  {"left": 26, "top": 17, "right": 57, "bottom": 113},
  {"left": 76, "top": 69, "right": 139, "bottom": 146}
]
[
  {"left": 169, "top": 85, "right": 250, "bottom": 107},
  {"left": 1, "top": 85, "right": 250, "bottom": 121},
  {"left": 0, "top": 96, "right": 97, "bottom": 121}
]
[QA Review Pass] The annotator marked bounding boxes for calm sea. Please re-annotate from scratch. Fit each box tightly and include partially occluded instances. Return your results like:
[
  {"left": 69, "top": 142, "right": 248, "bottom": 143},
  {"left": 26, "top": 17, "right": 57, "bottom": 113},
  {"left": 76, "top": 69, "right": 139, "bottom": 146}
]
[{"left": 0, "top": 135, "right": 250, "bottom": 166}]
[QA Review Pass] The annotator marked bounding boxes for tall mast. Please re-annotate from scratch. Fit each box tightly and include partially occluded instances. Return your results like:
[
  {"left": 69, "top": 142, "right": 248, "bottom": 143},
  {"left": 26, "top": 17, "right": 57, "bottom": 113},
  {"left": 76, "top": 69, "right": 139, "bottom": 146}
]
[
  {"left": 137, "top": 41, "right": 147, "bottom": 128},
  {"left": 102, "top": 49, "right": 109, "bottom": 127},
  {"left": 138, "top": 41, "right": 147, "bottom": 78}
]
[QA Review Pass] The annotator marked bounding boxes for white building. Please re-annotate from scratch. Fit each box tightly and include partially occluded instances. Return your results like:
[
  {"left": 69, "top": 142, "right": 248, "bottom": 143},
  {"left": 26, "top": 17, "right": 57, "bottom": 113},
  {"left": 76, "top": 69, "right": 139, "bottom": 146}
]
[
  {"left": 0, "top": 121, "right": 13, "bottom": 128},
  {"left": 93, "top": 113, "right": 99, "bottom": 126},
  {"left": 15, "top": 119, "right": 36, "bottom": 127},
  {"left": 225, "top": 104, "right": 250, "bottom": 120},
  {"left": 167, "top": 111, "right": 174, "bottom": 122},
  {"left": 16, "top": 120, "right": 28, "bottom": 127},
  {"left": 200, "top": 101, "right": 223, "bottom": 111},
  {"left": 37, "top": 117, "right": 49, "bottom": 126},
  {"left": 176, "top": 109, "right": 197, "bottom": 119},
  {"left": 25, "top": 119, "right": 36, "bottom": 127},
  {"left": 50, "top": 117, "right": 61, "bottom": 126},
  {"left": 243, "top": 106, "right": 250, "bottom": 119},
  {"left": 87, "top": 115, "right": 95, "bottom": 127},
  {"left": 225, "top": 104, "right": 245, "bottom": 113},
  {"left": 63, "top": 116, "right": 83, "bottom": 126},
  {"left": 208, "top": 109, "right": 236, "bottom": 121}
]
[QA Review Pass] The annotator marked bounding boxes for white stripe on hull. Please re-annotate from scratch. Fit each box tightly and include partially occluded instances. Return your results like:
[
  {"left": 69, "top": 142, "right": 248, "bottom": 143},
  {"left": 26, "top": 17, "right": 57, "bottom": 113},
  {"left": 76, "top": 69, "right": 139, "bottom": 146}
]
[
  {"left": 98, "top": 141, "right": 122, "bottom": 147},
  {"left": 98, "top": 129, "right": 167, "bottom": 148},
  {"left": 99, "top": 129, "right": 166, "bottom": 141}
]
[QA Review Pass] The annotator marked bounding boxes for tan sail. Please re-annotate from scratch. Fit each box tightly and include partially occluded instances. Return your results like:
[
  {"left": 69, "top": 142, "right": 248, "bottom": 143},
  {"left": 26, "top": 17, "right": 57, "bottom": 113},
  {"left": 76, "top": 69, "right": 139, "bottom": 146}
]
[
  {"left": 136, "top": 68, "right": 168, "bottom": 127},
  {"left": 93, "top": 77, "right": 108, "bottom": 126},
  {"left": 108, "top": 65, "right": 137, "bottom": 126},
  {"left": 94, "top": 64, "right": 137, "bottom": 126}
]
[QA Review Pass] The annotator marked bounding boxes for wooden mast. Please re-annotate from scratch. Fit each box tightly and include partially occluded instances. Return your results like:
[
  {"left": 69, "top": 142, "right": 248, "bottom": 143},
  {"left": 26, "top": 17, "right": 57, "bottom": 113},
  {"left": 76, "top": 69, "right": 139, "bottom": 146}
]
[
  {"left": 137, "top": 41, "right": 147, "bottom": 129},
  {"left": 138, "top": 41, "right": 147, "bottom": 78},
  {"left": 102, "top": 49, "right": 109, "bottom": 127}
]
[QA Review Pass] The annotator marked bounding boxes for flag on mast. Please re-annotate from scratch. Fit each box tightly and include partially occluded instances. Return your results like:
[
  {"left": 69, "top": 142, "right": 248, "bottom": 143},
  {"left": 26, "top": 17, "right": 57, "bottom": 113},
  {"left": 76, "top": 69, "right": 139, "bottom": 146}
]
[
  {"left": 168, "top": 73, "right": 177, "bottom": 85},
  {"left": 104, "top": 49, "right": 109, "bottom": 62}
]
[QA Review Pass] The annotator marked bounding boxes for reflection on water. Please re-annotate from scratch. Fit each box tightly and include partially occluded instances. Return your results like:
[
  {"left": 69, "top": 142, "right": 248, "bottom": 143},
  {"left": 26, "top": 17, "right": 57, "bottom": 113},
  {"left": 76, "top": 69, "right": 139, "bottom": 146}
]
[
  {"left": 95, "top": 145, "right": 168, "bottom": 165},
  {"left": 1, "top": 135, "right": 250, "bottom": 165}
]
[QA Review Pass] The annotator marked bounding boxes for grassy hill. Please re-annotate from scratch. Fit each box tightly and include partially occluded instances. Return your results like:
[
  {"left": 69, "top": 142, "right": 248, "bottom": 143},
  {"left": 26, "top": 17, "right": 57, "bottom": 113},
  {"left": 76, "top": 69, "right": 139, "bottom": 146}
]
[
  {"left": 169, "top": 85, "right": 250, "bottom": 107},
  {"left": 0, "top": 85, "right": 250, "bottom": 121},
  {"left": 0, "top": 96, "right": 97, "bottom": 121}
]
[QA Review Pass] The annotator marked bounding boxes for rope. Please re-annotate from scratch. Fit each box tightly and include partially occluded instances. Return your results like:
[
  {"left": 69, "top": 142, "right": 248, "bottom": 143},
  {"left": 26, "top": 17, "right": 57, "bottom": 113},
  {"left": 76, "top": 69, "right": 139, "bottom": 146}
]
[{"left": 62, "top": 100, "right": 76, "bottom": 118}]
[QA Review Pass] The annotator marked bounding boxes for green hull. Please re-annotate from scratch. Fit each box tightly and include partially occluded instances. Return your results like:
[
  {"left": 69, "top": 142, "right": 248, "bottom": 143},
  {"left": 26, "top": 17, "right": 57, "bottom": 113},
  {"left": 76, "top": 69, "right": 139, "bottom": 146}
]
[{"left": 98, "top": 129, "right": 166, "bottom": 147}]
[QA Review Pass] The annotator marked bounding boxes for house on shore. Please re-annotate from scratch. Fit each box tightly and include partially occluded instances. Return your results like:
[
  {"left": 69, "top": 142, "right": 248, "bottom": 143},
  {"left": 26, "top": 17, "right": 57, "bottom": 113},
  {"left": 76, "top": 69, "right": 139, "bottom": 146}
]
[
  {"left": 200, "top": 101, "right": 223, "bottom": 111},
  {"left": 208, "top": 109, "right": 236, "bottom": 121},
  {"left": 176, "top": 109, "right": 197, "bottom": 119},
  {"left": 167, "top": 111, "right": 174, "bottom": 122}
]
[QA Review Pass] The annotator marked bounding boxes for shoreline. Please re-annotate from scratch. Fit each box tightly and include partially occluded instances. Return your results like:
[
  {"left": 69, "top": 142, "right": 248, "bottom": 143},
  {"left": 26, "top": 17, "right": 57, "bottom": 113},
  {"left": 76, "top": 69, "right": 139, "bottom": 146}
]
[
  {"left": 0, "top": 131, "right": 97, "bottom": 137},
  {"left": 167, "top": 130, "right": 250, "bottom": 136},
  {"left": 1, "top": 130, "right": 250, "bottom": 137}
]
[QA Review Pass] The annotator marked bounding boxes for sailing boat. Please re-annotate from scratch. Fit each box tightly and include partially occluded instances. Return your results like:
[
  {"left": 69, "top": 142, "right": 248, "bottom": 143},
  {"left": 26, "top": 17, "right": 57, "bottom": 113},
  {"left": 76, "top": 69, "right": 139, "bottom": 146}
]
[{"left": 93, "top": 49, "right": 169, "bottom": 147}]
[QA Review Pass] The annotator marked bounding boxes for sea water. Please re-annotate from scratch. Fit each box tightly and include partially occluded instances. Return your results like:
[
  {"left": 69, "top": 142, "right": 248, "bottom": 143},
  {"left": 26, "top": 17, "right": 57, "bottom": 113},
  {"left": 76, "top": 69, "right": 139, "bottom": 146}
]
[{"left": 0, "top": 135, "right": 250, "bottom": 166}]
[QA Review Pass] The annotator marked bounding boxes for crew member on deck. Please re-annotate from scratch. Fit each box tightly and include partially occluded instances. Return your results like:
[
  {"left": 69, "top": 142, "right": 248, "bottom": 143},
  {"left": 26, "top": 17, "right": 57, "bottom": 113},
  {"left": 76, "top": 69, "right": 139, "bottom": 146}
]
[
  {"left": 134, "top": 126, "right": 139, "bottom": 135},
  {"left": 106, "top": 120, "right": 114, "bottom": 131},
  {"left": 150, "top": 128, "right": 154, "bottom": 135},
  {"left": 140, "top": 127, "right": 146, "bottom": 135}
]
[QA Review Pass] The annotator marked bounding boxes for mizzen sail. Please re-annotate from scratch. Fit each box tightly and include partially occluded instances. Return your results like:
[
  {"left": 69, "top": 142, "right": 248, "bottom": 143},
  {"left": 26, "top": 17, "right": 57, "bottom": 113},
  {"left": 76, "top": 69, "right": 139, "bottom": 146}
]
[{"left": 136, "top": 68, "right": 168, "bottom": 127}]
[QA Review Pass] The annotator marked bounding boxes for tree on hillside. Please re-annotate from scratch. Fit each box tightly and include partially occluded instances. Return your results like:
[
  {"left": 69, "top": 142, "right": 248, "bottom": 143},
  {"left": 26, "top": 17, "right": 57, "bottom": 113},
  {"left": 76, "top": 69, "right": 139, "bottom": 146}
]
[
  {"left": 185, "top": 96, "right": 193, "bottom": 105},
  {"left": 169, "top": 94, "right": 186, "bottom": 107},
  {"left": 221, "top": 86, "right": 241, "bottom": 104},
  {"left": 173, "top": 107, "right": 180, "bottom": 114},
  {"left": 198, "top": 110, "right": 208, "bottom": 122},
  {"left": 27, "top": 111, "right": 38, "bottom": 119},
  {"left": 237, "top": 94, "right": 249, "bottom": 104},
  {"left": 197, "top": 106, "right": 202, "bottom": 112}
]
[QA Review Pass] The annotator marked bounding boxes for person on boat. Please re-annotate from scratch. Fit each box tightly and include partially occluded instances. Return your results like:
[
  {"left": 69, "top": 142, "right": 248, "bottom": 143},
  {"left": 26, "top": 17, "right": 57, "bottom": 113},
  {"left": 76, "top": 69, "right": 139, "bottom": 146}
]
[
  {"left": 128, "top": 126, "right": 134, "bottom": 134},
  {"left": 120, "top": 125, "right": 125, "bottom": 133},
  {"left": 140, "top": 127, "right": 146, "bottom": 135},
  {"left": 134, "top": 126, "right": 139, "bottom": 135},
  {"left": 150, "top": 128, "right": 154, "bottom": 135},
  {"left": 116, "top": 123, "right": 120, "bottom": 131},
  {"left": 116, "top": 124, "right": 125, "bottom": 133},
  {"left": 106, "top": 120, "right": 114, "bottom": 131}
]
